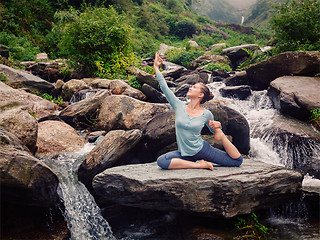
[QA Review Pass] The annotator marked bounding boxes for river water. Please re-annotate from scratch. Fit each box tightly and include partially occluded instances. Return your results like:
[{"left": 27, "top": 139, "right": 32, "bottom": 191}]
[{"left": 34, "top": 81, "right": 319, "bottom": 239}]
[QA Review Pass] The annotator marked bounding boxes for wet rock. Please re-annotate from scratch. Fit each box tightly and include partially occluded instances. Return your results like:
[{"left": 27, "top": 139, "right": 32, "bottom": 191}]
[
  {"left": 59, "top": 89, "right": 111, "bottom": 128},
  {"left": 0, "top": 128, "right": 59, "bottom": 207},
  {"left": 253, "top": 114, "right": 320, "bottom": 179},
  {"left": 62, "top": 79, "right": 90, "bottom": 101},
  {"left": 97, "top": 95, "right": 169, "bottom": 132},
  {"left": 0, "top": 106, "right": 38, "bottom": 154},
  {"left": 224, "top": 71, "right": 249, "bottom": 86},
  {"left": 189, "top": 54, "right": 229, "bottom": 70},
  {"left": 92, "top": 159, "right": 303, "bottom": 218},
  {"left": 141, "top": 84, "right": 167, "bottom": 103},
  {"left": 247, "top": 51, "right": 320, "bottom": 90},
  {"left": 0, "top": 81, "right": 58, "bottom": 119},
  {"left": 219, "top": 85, "right": 252, "bottom": 100},
  {"left": 70, "top": 89, "right": 102, "bottom": 103},
  {"left": 0, "top": 64, "right": 54, "bottom": 93},
  {"left": 35, "top": 120, "right": 86, "bottom": 156},
  {"left": 267, "top": 76, "right": 320, "bottom": 121},
  {"left": 78, "top": 129, "right": 142, "bottom": 188}
]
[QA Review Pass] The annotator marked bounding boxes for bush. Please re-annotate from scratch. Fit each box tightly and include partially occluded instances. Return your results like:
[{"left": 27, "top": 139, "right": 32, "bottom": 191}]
[
  {"left": 57, "top": 6, "right": 137, "bottom": 78},
  {"left": 204, "top": 62, "right": 232, "bottom": 72},
  {"left": 270, "top": 0, "right": 320, "bottom": 51},
  {"left": 172, "top": 19, "right": 196, "bottom": 39}
]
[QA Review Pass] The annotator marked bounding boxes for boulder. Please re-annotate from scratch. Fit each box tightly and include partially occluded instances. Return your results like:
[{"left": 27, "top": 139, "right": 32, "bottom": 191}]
[
  {"left": 253, "top": 114, "right": 320, "bottom": 179},
  {"left": 219, "top": 85, "right": 252, "bottom": 100},
  {"left": 85, "top": 130, "right": 107, "bottom": 143},
  {"left": 0, "top": 81, "right": 58, "bottom": 119},
  {"left": 161, "top": 66, "right": 187, "bottom": 80},
  {"left": 59, "top": 90, "right": 111, "bottom": 128},
  {"left": 97, "top": 95, "right": 169, "bottom": 131},
  {"left": 92, "top": 160, "right": 303, "bottom": 218},
  {"left": 0, "top": 64, "right": 54, "bottom": 93},
  {"left": 162, "top": 61, "right": 186, "bottom": 71},
  {"left": 141, "top": 84, "right": 167, "bottom": 103},
  {"left": 175, "top": 73, "right": 205, "bottom": 86},
  {"left": 130, "top": 67, "right": 159, "bottom": 89},
  {"left": 224, "top": 71, "right": 249, "bottom": 86},
  {"left": 189, "top": 54, "right": 229, "bottom": 70},
  {"left": 78, "top": 129, "right": 142, "bottom": 188},
  {"left": 188, "top": 40, "right": 199, "bottom": 48},
  {"left": 0, "top": 128, "right": 59, "bottom": 206},
  {"left": 26, "top": 62, "right": 63, "bottom": 83},
  {"left": 89, "top": 79, "right": 146, "bottom": 101},
  {"left": 200, "top": 24, "right": 229, "bottom": 40},
  {"left": 212, "top": 70, "right": 230, "bottom": 79},
  {"left": 208, "top": 43, "right": 227, "bottom": 51},
  {"left": 53, "top": 79, "right": 64, "bottom": 97},
  {"left": 159, "top": 43, "right": 176, "bottom": 55},
  {"left": 35, "top": 120, "right": 86, "bottom": 156},
  {"left": 36, "top": 53, "right": 48, "bottom": 62},
  {"left": 267, "top": 76, "right": 320, "bottom": 121},
  {"left": 221, "top": 44, "right": 259, "bottom": 69},
  {"left": 0, "top": 106, "right": 38, "bottom": 154},
  {"left": 62, "top": 79, "right": 90, "bottom": 101},
  {"left": 174, "top": 84, "right": 191, "bottom": 98},
  {"left": 247, "top": 51, "right": 320, "bottom": 90}
]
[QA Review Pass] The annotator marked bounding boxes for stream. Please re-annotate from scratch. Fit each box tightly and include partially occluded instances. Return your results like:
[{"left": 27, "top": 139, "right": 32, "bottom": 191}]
[{"left": 31, "top": 81, "right": 320, "bottom": 239}]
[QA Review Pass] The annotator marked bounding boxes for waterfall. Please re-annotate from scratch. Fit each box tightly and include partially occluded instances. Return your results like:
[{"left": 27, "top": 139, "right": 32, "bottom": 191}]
[{"left": 42, "top": 144, "right": 116, "bottom": 240}]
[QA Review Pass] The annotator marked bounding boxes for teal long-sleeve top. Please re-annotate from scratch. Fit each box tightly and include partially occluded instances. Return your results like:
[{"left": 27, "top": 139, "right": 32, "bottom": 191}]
[{"left": 156, "top": 72, "right": 215, "bottom": 156}]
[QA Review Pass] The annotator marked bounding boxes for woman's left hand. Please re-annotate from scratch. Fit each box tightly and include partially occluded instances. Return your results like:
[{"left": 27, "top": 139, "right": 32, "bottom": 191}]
[{"left": 209, "top": 120, "right": 221, "bottom": 129}]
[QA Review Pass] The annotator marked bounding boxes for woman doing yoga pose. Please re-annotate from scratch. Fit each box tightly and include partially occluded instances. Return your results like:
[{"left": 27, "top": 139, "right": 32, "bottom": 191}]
[{"left": 154, "top": 51, "right": 243, "bottom": 170}]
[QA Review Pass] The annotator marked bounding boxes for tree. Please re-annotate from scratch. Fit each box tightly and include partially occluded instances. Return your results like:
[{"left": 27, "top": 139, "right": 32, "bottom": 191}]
[
  {"left": 57, "top": 6, "right": 136, "bottom": 77},
  {"left": 172, "top": 19, "right": 196, "bottom": 39},
  {"left": 270, "top": 0, "right": 320, "bottom": 50}
]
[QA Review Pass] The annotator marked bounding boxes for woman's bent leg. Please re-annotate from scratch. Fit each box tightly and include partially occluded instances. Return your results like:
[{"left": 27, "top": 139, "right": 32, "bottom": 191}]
[
  {"left": 198, "top": 141, "right": 243, "bottom": 167},
  {"left": 157, "top": 150, "right": 213, "bottom": 170}
]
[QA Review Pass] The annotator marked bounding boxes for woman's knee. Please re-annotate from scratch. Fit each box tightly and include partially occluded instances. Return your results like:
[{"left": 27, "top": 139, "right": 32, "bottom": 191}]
[
  {"left": 157, "top": 155, "right": 171, "bottom": 169},
  {"left": 234, "top": 155, "right": 243, "bottom": 167}
]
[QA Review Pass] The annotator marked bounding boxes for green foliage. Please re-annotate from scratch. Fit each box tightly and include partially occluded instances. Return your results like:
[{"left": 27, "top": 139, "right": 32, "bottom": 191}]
[
  {"left": 128, "top": 76, "right": 141, "bottom": 90},
  {"left": 309, "top": 108, "right": 320, "bottom": 122},
  {"left": 167, "top": 49, "right": 203, "bottom": 68},
  {"left": 270, "top": 0, "right": 320, "bottom": 51},
  {"left": 236, "top": 48, "right": 277, "bottom": 71},
  {"left": 204, "top": 62, "right": 232, "bottom": 72},
  {"left": 0, "top": 32, "right": 40, "bottom": 61},
  {"left": 233, "top": 212, "right": 273, "bottom": 240},
  {"left": 0, "top": 71, "right": 7, "bottom": 82},
  {"left": 172, "top": 19, "right": 197, "bottom": 39},
  {"left": 57, "top": 6, "right": 137, "bottom": 78},
  {"left": 33, "top": 91, "right": 64, "bottom": 105}
]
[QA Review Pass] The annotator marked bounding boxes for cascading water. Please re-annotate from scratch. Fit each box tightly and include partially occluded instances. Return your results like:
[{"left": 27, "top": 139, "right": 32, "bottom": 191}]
[
  {"left": 208, "top": 81, "right": 320, "bottom": 239},
  {"left": 42, "top": 144, "right": 116, "bottom": 240}
]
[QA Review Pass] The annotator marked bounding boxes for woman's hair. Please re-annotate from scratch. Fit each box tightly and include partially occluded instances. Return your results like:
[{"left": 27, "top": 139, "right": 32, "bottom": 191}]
[{"left": 198, "top": 82, "right": 214, "bottom": 104}]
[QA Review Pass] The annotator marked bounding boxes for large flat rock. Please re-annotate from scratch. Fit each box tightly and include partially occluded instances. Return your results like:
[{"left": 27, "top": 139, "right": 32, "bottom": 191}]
[{"left": 93, "top": 159, "right": 303, "bottom": 218}]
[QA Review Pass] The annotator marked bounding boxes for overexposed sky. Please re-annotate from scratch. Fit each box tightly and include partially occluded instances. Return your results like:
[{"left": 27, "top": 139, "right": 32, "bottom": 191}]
[{"left": 225, "top": 0, "right": 257, "bottom": 9}]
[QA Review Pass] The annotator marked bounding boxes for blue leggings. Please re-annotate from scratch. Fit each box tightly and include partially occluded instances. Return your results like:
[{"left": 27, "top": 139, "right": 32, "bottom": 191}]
[{"left": 157, "top": 140, "right": 243, "bottom": 169}]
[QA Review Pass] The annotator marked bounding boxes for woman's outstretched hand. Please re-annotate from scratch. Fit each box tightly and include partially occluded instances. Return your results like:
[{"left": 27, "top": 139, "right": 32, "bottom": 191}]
[{"left": 153, "top": 51, "right": 163, "bottom": 75}]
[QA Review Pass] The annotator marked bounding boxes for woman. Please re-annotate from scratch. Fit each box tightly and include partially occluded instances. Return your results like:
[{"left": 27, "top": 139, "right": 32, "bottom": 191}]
[{"left": 154, "top": 51, "right": 243, "bottom": 170}]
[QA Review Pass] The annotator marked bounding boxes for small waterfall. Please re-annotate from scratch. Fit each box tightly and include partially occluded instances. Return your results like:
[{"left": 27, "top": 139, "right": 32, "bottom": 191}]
[{"left": 42, "top": 144, "right": 116, "bottom": 240}]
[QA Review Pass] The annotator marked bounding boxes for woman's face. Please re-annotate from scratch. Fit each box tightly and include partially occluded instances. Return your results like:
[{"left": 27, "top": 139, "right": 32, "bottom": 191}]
[{"left": 187, "top": 83, "right": 203, "bottom": 99}]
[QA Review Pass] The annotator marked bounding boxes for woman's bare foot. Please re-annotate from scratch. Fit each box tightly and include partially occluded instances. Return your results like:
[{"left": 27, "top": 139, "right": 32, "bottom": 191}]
[
  {"left": 214, "top": 127, "right": 225, "bottom": 141},
  {"left": 197, "top": 160, "right": 214, "bottom": 170}
]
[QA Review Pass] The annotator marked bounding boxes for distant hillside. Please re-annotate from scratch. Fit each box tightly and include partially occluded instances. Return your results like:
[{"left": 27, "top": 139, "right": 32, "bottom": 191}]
[
  {"left": 244, "top": 0, "right": 284, "bottom": 29},
  {"left": 192, "top": 0, "right": 257, "bottom": 24}
]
